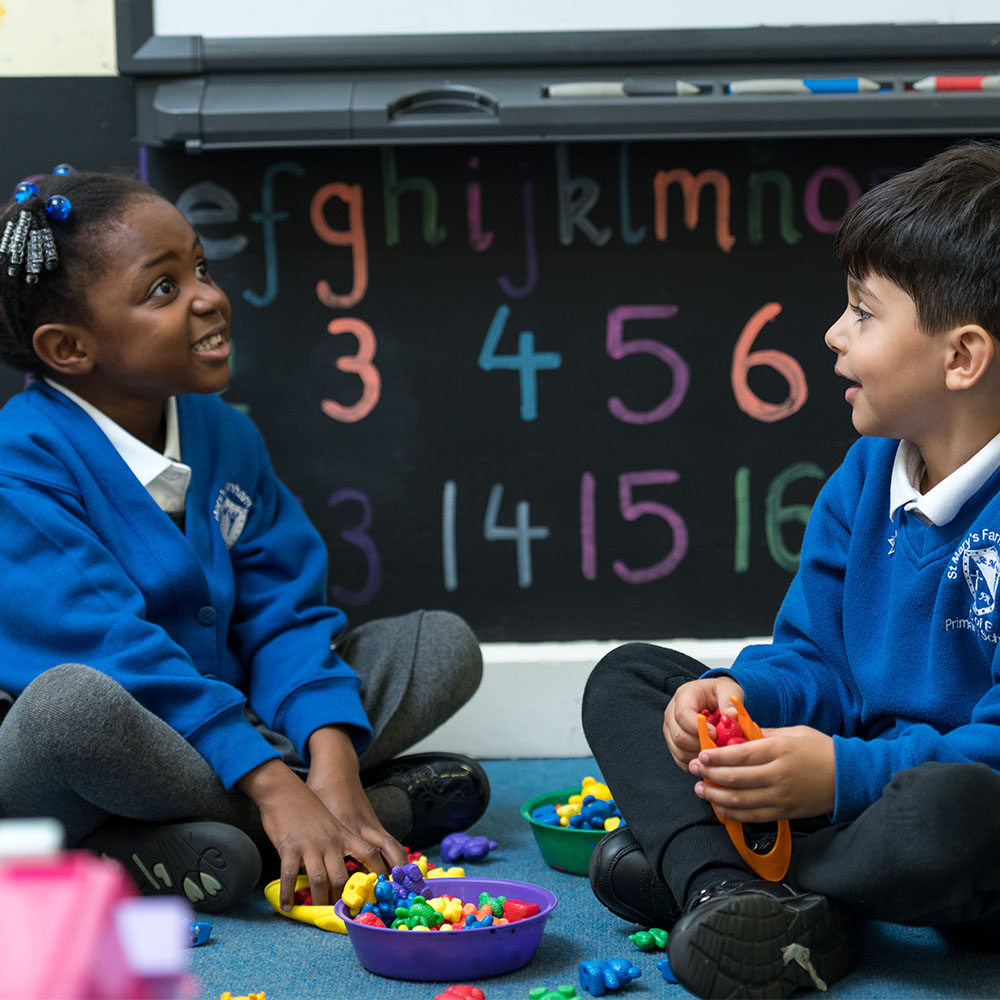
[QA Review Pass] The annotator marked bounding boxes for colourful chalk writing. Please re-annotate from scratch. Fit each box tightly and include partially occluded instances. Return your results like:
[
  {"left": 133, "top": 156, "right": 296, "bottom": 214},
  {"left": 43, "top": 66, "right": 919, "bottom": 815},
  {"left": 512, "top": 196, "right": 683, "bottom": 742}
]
[{"left": 163, "top": 139, "right": 891, "bottom": 618}]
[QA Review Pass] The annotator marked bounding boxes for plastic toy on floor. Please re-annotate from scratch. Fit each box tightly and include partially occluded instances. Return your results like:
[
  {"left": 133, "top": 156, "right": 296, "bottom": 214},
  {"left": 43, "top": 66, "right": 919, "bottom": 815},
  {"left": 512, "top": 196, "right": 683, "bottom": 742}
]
[
  {"left": 656, "top": 956, "right": 678, "bottom": 983},
  {"left": 190, "top": 921, "right": 212, "bottom": 946},
  {"left": 434, "top": 987, "right": 486, "bottom": 1000},
  {"left": 263, "top": 874, "right": 346, "bottom": 933},
  {"left": 440, "top": 831, "right": 497, "bottom": 862},
  {"left": 696, "top": 695, "right": 791, "bottom": 881},
  {"left": 627, "top": 927, "right": 668, "bottom": 951},
  {"left": 219, "top": 993, "right": 265, "bottom": 1000},
  {"left": 529, "top": 987, "right": 579, "bottom": 1000},
  {"left": 578, "top": 958, "right": 641, "bottom": 995}
]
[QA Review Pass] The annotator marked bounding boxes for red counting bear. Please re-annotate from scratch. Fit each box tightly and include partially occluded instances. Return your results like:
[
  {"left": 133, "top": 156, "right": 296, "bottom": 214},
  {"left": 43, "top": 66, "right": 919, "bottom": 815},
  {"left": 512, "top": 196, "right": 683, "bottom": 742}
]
[{"left": 699, "top": 708, "right": 748, "bottom": 746}]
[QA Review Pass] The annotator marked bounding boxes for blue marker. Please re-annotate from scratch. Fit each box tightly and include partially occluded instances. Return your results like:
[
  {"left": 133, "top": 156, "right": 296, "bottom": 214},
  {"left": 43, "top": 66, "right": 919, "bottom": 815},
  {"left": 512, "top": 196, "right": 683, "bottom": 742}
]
[{"left": 727, "top": 77, "right": 881, "bottom": 95}]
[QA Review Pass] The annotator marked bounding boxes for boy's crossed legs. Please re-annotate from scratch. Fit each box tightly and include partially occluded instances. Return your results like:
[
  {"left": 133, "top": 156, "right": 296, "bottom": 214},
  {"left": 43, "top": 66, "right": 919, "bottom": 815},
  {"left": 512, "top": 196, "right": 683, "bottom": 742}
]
[{"left": 583, "top": 643, "right": 1000, "bottom": 997}]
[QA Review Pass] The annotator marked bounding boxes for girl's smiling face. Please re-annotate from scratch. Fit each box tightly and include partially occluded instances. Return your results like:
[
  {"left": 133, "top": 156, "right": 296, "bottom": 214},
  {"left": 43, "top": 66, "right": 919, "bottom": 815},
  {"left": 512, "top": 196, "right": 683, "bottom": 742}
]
[
  {"left": 71, "top": 195, "right": 232, "bottom": 441},
  {"left": 824, "top": 273, "right": 952, "bottom": 447}
]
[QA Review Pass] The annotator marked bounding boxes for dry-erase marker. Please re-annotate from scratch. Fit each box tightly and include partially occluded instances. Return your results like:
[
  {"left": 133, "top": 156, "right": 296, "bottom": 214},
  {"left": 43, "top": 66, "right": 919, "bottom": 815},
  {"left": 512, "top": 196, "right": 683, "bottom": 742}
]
[
  {"left": 545, "top": 79, "right": 703, "bottom": 98},
  {"left": 911, "top": 75, "right": 1000, "bottom": 92},
  {"left": 727, "top": 77, "right": 881, "bottom": 95}
]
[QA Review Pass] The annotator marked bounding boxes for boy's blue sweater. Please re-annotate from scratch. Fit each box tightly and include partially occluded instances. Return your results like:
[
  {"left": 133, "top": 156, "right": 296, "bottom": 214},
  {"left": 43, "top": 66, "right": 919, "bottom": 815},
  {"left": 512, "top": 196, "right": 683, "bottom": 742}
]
[
  {"left": 719, "top": 435, "right": 1000, "bottom": 823},
  {"left": 0, "top": 381, "right": 371, "bottom": 791}
]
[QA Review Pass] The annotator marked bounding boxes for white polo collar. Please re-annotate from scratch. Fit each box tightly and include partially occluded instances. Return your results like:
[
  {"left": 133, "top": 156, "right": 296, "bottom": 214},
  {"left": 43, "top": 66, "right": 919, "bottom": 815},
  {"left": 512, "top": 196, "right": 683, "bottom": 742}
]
[
  {"left": 889, "top": 431, "right": 1000, "bottom": 526},
  {"left": 44, "top": 379, "right": 191, "bottom": 513}
]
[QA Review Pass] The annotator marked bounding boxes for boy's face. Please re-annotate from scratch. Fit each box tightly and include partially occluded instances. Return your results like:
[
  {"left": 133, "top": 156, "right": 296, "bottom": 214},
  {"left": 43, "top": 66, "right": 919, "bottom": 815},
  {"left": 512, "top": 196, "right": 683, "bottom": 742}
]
[
  {"left": 824, "top": 274, "right": 951, "bottom": 443},
  {"left": 78, "top": 195, "right": 232, "bottom": 406}
]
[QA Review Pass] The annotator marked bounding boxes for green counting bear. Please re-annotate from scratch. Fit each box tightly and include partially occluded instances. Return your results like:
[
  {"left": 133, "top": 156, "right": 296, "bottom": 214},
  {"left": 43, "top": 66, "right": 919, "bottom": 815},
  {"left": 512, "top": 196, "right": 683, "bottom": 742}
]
[
  {"left": 528, "top": 987, "right": 579, "bottom": 1000},
  {"left": 478, "top": 891, "right": 507, "bottom": 917},
  {"left": 391, "top": 896, "right": 443, "bottom": 930},
  {"left": 627, "top": 927, "right": 669, "bottom": 951}
]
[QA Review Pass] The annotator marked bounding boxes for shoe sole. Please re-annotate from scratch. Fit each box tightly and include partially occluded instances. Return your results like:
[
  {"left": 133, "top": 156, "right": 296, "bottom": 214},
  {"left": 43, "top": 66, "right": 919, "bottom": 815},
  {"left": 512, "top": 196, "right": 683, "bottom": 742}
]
[
  {"left": 668, "top": 890, "right": 853, "bottom": 999},
  {"left": 85, "top": 821, "right": 261, "bottom": 914}
]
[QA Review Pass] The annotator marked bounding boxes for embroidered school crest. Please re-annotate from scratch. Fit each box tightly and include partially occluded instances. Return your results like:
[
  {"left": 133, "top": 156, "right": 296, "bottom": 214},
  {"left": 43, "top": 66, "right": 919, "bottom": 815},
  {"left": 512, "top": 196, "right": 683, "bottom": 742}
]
[
  {"left": 213, "top": 482, "right": 252, "bottom": 549},
  {"left": 963, "top": 545, "right": 1000, "bottom": 617}
]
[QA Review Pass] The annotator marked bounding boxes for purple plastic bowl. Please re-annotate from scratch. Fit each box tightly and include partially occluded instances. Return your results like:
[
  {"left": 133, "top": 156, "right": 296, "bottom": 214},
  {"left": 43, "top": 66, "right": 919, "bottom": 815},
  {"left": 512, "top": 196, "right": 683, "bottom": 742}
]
[{"left": 334, "top": 876, "right": 558, "bottom": 981}]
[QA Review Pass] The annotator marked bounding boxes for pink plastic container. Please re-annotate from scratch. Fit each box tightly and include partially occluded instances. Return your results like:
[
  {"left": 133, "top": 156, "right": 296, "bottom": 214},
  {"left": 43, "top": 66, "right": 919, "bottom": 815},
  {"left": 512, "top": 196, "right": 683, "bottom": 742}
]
[
  {"left": 335, "top": 876, "right": 558, "bottom": 981},
  {"left": 0, "top": 850, "right": 143, "bottom": 1000}
]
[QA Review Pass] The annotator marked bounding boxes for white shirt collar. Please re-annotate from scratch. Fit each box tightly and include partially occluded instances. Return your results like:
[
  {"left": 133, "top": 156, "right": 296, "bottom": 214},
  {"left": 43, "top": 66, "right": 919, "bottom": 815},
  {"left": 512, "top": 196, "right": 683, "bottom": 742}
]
[
  {"left": 889, "top": 431, "right": 1000, "bottom": 526},
  {"left": 44, "top": 379, "right": 191, "bottom": 514}
]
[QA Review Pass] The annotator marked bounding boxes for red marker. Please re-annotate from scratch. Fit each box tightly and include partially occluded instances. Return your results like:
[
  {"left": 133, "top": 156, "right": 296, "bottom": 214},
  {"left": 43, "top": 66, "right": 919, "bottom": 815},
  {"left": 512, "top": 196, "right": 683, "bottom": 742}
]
[{"left": 912, "top": 75, "right": 1000, "bottom": 92}]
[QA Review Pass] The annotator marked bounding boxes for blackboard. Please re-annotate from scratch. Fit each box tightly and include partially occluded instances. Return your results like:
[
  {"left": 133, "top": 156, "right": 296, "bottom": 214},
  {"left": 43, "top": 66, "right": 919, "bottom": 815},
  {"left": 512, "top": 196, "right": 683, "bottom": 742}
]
[
  {"left": 141, "top": 134, "right": 960, "bottom": 641},
  {"left": 0, "top": 79, "right": 968, "bottom": 642}
]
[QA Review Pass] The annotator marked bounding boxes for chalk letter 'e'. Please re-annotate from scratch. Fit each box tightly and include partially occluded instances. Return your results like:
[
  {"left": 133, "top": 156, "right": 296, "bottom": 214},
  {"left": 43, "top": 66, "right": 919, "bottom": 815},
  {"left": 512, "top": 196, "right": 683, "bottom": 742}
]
[{"left": 176, "top": 181, "right": 248, "bottom": 260}]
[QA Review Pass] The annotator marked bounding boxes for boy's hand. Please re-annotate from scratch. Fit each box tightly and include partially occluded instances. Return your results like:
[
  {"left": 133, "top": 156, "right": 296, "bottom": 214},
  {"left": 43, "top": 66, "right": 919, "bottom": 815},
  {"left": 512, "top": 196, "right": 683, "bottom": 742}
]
[
  {"left": 688, "top": 725, "right": 835, "bottom": 821},
  {"left": 663, "top": 676, "right": 745, "bottom": 769}
]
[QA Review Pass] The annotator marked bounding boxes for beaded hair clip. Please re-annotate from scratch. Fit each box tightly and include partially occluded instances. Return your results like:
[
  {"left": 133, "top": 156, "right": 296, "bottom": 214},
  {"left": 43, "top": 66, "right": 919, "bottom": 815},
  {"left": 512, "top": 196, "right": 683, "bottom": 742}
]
[{"left": 0, "top": 164, "right": 75, "bottom": 285}]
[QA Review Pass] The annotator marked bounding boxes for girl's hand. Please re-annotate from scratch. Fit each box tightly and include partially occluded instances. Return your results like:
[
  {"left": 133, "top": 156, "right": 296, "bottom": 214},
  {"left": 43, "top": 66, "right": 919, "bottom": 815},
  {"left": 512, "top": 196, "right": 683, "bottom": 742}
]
[
  {"left": 688, "top": 725, "right": 835, "bottom": 821},
  {"left": 663, "top": 676, "right": 745, "bottom": 770},
  {"left": 304, "top": 725, "right": 407, "bottom": 880},
  {"left": 239, "top": 758, "right": 365, "bottom": 912}
]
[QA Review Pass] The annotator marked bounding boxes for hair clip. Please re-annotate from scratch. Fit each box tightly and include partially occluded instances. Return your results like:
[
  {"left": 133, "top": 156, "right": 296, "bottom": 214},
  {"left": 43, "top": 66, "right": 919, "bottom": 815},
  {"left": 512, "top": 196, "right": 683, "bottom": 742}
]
[
  {"left": 4, "top": 210, "right": 32, "bottom": 278},
  {"left": 1, "top": 177, "right": 72, "bottom": 283}
]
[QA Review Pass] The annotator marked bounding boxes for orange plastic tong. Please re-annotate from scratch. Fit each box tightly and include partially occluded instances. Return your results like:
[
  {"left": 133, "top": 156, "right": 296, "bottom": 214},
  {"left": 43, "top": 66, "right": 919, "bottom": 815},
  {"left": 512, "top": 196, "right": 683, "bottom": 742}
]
[{"left": 696, "top": 695, "right": 791, "bottom": 882}]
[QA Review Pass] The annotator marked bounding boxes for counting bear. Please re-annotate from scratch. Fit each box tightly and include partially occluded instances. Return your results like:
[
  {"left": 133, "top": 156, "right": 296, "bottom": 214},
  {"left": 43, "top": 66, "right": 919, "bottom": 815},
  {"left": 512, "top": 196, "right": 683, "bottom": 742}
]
[{"left": 578, "top": 958, "right": 641, "bottom": 996}]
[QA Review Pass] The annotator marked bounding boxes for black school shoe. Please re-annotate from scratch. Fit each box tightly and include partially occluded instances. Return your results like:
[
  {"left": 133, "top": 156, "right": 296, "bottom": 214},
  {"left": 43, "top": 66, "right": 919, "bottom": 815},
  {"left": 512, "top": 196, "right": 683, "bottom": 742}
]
[
  {"left": 82, "top": 819, "right": 261, "bottom": 914},
  {"left": 667, "top": 879, "right": 854, "bottom": 999},
  {"left": 589, "top": 826, "right": 682, "bottom": 927},
  {"left": 361, "top": 752, "right": 490, "bottom": 850}
]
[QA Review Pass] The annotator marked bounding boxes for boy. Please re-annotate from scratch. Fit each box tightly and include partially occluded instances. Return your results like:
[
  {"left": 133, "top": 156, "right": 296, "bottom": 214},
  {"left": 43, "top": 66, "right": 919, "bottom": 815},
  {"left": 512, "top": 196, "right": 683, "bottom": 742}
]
[{"left": 583, "top": 141, "right": 1000, "bottom": 998}]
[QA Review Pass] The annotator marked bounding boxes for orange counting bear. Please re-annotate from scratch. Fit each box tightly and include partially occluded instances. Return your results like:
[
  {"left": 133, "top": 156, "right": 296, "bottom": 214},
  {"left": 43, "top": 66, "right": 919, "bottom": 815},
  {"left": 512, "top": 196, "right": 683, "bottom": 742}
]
[{"left": 696, "top": 695, "right": 791, "bottom": 882}]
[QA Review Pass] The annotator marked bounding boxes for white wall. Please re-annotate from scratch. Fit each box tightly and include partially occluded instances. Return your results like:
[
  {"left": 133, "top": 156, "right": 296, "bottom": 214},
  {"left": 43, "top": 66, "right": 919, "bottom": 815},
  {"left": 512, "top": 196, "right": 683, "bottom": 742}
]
[
  {"left": 409, "top": 637, "right": 756, "bottom": 758},
  {"left": 0, "top": 0, "right": 116, "bottom": 76}
]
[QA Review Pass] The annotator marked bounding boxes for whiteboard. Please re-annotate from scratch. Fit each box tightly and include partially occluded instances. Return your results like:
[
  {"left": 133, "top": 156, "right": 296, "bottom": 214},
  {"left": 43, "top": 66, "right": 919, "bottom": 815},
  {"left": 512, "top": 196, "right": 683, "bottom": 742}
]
[{"left": 153, "top": 0, "right": 999, "bottom": 38}]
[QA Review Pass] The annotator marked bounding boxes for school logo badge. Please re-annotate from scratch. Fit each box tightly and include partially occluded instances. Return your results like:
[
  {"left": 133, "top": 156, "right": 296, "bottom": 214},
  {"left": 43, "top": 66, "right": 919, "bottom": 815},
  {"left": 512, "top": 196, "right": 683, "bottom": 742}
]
[
  {"left": 213, "top": 482, "right": 252, "bottom": 549},
  {"left": 963, "top": 545, "right": 1000, "bottom": 617}
]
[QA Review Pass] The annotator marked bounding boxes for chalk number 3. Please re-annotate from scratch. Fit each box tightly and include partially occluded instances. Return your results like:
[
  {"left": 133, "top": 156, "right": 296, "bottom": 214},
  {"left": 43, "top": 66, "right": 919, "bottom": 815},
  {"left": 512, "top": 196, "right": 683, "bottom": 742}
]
[{"left": 321, "top": 318, "right": 382, "bottom": 423}]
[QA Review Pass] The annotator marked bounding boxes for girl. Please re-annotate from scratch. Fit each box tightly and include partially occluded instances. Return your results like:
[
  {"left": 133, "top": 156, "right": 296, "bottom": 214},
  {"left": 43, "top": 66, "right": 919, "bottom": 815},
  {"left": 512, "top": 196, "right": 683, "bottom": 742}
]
[{"left": 0, "top": 168, "right": 487, "bottom": 913}]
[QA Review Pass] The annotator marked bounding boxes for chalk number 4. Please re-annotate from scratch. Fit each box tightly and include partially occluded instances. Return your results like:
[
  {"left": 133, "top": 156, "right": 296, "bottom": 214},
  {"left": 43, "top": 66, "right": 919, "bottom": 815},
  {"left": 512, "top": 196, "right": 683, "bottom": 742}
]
[{"left": 478, "top": 305, "right": 562, "bottom": 421}]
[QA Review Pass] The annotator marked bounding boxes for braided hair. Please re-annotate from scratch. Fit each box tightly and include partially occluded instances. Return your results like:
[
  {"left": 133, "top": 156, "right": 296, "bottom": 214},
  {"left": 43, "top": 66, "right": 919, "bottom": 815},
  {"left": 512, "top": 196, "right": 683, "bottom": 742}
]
[{"left": 0, "top": 170, "right": 161, "bottom": 374}]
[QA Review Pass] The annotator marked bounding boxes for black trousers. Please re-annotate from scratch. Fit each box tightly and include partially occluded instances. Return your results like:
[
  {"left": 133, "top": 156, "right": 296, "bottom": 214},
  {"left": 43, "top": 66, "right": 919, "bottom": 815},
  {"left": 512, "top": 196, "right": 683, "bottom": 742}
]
[{"left": 582, "top": 642, "right": 1000, "bottom": 950}]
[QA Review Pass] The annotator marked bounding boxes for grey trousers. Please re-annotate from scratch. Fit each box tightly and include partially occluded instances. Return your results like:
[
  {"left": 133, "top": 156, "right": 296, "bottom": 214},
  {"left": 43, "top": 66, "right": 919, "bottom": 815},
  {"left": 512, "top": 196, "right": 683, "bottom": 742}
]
[{"left": 0, "top": 610, "right": 482, "bottom": 847}]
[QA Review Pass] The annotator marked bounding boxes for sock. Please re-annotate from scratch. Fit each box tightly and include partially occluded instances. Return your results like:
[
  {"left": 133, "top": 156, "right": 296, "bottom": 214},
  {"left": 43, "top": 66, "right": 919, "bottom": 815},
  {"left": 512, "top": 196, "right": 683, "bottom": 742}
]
[{"left": 662, "top": 825, "right": 754, "bottom": 907}]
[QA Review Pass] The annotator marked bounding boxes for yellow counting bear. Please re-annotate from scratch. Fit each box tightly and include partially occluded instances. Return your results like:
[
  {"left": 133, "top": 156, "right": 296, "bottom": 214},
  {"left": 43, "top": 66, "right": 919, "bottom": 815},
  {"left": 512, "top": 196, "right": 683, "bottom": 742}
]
[{"left": 581, "top": 775, "right": 613, "bottom": 800}]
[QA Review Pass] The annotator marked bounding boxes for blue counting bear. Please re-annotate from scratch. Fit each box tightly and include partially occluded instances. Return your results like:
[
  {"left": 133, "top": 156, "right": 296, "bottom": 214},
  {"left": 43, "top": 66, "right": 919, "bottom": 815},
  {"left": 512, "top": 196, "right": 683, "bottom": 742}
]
[
  {"left": 656, "top": 956, "right": 677, "bottom": 984},
  {"left": 464, "top": 912, "right": 494, "bottom": 928},
  {"left": 531, "top": 804, "right": 561, "bottom": 827},
  {"left": 578, "top": 958, "right": 641, "bottom": 996},
  {"left": 363, "top": 874, "right": 397, "bottom": 924},
  {"left": 568, "top": 795, "right": 622, "bottom": 832}
]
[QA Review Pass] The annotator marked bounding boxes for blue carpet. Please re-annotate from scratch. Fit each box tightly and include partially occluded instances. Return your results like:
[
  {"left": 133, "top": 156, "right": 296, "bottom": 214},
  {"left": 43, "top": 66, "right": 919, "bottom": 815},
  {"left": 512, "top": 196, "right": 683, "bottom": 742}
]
[{"left": 188, "top": 758, "right": 1000, "bottom": 1000}]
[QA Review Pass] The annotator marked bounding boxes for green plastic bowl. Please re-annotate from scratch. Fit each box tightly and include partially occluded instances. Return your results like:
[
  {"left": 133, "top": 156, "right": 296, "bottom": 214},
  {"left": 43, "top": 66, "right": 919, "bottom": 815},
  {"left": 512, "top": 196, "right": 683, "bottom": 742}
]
[{"left": 520, "top": 787, "right": 610, "bottom": 876}]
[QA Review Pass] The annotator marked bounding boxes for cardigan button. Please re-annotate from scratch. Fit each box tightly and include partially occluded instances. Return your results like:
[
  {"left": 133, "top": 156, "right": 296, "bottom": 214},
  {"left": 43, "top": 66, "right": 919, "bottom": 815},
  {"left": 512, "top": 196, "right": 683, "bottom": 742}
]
[{"left": 197, "top": 606, "right": 217, "bottom": 626}]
